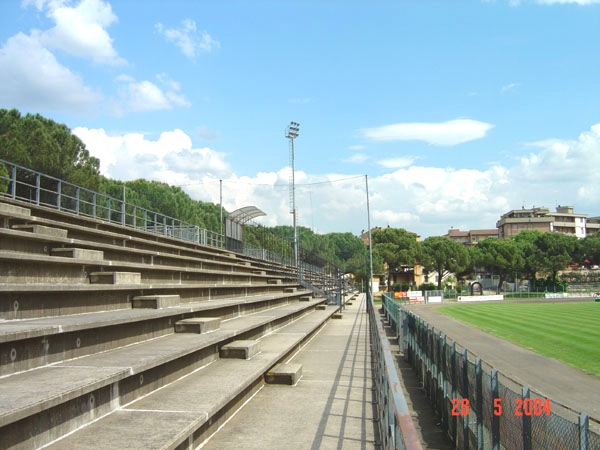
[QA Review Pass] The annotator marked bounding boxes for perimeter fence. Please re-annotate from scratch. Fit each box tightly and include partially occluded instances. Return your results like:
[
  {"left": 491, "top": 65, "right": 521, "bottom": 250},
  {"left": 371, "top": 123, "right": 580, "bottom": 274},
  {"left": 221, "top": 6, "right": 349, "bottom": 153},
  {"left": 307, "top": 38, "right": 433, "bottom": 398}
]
[
  {"left": 382, "top": 293, "right": 600, "bottom": 450},
  {"left": 0, "top": 159, "right": 342, "bottom": 274}
]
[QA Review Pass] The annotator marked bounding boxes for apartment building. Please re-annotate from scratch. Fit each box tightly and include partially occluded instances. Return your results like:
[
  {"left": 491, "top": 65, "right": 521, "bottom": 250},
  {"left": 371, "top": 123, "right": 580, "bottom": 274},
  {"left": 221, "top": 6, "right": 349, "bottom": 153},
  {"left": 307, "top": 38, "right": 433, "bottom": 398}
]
[
  {"left": 445, "top": 227, "right": 498, "bottom": 246},
  {"left": 497, "top": 205, "right": 599, "bottom": 238}
]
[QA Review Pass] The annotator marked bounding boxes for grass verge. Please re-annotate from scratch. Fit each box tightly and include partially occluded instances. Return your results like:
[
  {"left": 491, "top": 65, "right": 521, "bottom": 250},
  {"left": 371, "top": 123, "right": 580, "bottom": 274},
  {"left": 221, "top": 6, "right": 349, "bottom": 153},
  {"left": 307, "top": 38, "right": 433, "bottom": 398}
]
[{"left": 435, "top": 302, "right": 600, "bottom": 377}]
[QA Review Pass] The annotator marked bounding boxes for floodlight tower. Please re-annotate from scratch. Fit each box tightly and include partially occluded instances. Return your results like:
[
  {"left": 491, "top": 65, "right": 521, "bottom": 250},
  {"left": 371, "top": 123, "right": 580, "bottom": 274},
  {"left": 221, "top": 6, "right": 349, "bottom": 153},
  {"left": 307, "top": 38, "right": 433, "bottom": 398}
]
[{"left": 286, "top": 121, "right": 300, "bottom": 275}]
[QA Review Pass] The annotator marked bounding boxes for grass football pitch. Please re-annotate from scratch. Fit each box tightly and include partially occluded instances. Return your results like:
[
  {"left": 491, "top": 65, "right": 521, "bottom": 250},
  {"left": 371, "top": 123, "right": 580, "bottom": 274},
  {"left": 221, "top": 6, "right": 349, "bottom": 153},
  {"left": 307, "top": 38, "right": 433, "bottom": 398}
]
[{"left": 434, "top": 302, "right": 600, "bottom": 377}]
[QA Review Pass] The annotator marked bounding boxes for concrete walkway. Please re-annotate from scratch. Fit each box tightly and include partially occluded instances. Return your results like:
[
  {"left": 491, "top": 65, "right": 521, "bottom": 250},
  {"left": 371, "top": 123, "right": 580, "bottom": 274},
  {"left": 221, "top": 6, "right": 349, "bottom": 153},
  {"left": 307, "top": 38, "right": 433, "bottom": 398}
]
[
  {"left": 406, "top": 303, "right": 600, "bottom": 421},
  {"left": 200, "top": 294, "right": 381, "bottom": 450}
]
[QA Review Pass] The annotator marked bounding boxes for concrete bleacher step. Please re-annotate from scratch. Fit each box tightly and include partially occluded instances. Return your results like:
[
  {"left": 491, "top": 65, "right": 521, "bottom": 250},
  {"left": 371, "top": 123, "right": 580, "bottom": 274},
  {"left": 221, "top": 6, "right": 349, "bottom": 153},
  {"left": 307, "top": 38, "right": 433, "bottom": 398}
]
[
  {"left": 41, "top": 308, "right": 333, "bottom": 450},
  {"left": 132, "top": 294, "right": 180, "bottom": 309},
  {"left": 89, "top": 271, "right": 141, "bottom": 284},
  {"left": 51, "top": 247, "right": 104, "bottom": 260},
  {"left": 264, "top": 363, "right": 303, "bottom": 385},
  {"left": 175, "top": 317, "right": 221, "bottom": 334},
  {"left": 220, "top": 340, "right": 261, "bottom": 359},
  {"left": 11, "top": 223, "right": 68, "bottom": 238},
  {"left": 0, "top": 202, "right": 31, "bottom": 217}
]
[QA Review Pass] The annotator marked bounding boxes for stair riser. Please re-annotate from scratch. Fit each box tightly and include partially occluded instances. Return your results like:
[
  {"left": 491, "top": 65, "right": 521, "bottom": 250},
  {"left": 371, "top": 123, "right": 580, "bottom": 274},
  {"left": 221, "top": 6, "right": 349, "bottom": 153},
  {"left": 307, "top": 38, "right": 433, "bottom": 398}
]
[
  {"left": 0, "top": 261, "right": 90, "bottom": 285},
  {"left": 0, "top": 318, "right": 175, "bottom": 376},
  {"left": 0, "top": 346, "right": 219, "bottom": 449},
  {"left": 0, "top": 291, "right": 131, "bottom": 320}
]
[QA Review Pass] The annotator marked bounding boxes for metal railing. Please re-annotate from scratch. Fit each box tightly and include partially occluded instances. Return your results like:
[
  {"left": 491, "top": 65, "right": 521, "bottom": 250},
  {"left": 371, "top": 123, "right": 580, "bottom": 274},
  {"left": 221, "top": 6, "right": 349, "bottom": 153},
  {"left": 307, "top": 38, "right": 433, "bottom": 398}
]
[
  {"left": 381, "top": 293, "right": 600, "bottom": 450},
  {"left": 0, "top": 159, "right": 223, "bottom": 247},
  {"left": 368, "top": 290, "right": 423, "bottom": 450},
  {"left": 0, "top": 159, "right": 344, "bottom": 292}
]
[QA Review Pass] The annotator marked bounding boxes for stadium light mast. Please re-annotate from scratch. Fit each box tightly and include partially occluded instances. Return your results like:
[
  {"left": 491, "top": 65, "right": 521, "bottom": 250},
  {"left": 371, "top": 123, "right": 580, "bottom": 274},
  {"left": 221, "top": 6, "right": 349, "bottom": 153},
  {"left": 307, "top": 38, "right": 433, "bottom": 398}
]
[{"left": 286, "top": 121, "right": 300, "bottom": 276}]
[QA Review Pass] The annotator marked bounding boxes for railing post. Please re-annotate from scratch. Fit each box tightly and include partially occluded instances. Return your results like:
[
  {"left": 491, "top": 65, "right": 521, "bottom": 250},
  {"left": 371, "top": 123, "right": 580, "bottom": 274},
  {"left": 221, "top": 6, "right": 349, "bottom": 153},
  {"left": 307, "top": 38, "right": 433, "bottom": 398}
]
[
  {"left": 35, "top": 173, "right": 40, "bottom": 205},
  {"left": 76, "top": 187, "right": 80, "bottom": 214},
  {"left": 522, "top": 387, "right": 532, "bottom": 450},
  {"left": 476, "top": 357, "right": 483, "bottom": 450},
  {"left": 450, "top": 341, "right": 457, "bottom": 442},
  {"left": 579, "top": 413, "right": 589, "bottom": 450},
  {"left": 57, "top": 180, "right": 62, "bottom": 210},
  {"left": 491, "top": 369, "right": 500, "bottom": 450},
  {"left": 441, "top": 333, "right": 448, "bottom": 429},
  {"left": 92, "top": 192, "right": 96, "bottom": 218},
  {"left": 463, "top": 348, "right": 470, "bottom": 450},
  {"left": 10, "top": 164, "right": 16, "bottom": 199}
]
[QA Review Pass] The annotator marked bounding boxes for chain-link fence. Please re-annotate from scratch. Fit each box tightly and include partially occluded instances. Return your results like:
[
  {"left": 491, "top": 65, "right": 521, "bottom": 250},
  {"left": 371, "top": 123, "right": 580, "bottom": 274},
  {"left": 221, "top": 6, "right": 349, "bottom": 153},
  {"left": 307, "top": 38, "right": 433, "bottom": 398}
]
[{"left": 398, "top": 308, "right": 600, "bottom": 450}]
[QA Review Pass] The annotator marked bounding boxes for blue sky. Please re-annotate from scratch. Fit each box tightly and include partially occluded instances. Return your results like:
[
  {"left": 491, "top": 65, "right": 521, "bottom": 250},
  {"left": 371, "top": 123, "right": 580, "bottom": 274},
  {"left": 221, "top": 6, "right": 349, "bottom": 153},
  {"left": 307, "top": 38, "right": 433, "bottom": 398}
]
[{"left": 1, "top": 0, "right": 600, "bottom": 238}]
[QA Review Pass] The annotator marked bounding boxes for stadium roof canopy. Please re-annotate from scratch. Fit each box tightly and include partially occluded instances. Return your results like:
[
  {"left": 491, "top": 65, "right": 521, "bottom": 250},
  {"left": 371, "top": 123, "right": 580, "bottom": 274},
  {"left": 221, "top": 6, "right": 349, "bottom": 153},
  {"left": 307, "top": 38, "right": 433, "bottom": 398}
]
[{"left": 227, "top": 206, "right": 266, "bottom": 224}]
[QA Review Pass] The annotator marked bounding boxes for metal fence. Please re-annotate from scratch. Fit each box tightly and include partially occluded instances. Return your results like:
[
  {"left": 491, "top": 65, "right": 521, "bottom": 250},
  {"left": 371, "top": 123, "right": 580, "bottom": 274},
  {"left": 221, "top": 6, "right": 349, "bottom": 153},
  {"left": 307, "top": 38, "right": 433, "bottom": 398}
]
[
  {"left": 368, "top": 290, "right": 422, "bottom": 450},
  {"left": 382, "top": 293, "right": 600, "bottom": 449},
  {"left": 0, "top": 159, "right": 343, "bottom": 275},
  {"left": 0, "top": 159, "right": 224, "bottom": 247}
]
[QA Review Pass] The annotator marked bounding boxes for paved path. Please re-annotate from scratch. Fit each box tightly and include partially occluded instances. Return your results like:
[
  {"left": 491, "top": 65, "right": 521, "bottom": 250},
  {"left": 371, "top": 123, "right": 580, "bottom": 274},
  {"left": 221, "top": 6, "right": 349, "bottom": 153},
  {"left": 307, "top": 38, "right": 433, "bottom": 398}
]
[
  {"left": 200, "top": 294, "right": 381, "bottom": 450},
  {"left": 407, "top": 303, "right": 600, "bottom": 421}
]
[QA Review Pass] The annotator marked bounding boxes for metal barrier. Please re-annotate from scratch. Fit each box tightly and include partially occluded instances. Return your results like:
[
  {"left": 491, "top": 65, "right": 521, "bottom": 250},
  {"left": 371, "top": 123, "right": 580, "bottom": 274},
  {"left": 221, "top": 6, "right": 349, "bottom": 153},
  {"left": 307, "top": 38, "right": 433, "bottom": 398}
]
[
  {"left": 367, "top": 290, "right": 423, "bottom": 450},
  {"left": 381, "top": 294, "right": 600, "bottom": 450},
  {"left": 0, "top": 159, "right": 337, "bottom": 273},
  {"left": 0, "top": 159, "right": 223, "bottom": 247}
]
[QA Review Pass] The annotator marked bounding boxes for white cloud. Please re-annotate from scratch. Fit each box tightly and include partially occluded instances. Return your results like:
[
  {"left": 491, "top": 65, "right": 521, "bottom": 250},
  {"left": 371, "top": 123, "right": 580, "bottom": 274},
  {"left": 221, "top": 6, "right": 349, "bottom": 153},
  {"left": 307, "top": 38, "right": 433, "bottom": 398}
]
[
  {"left": 344, "top": 153, "right": 369, "bottom": 164},
  {"left": 361, "top": 119, "right": 494, "bottom": 146},
  {"left": 29, "top": 0, "right": 124, "bottom": 65},
  {"left": 377, "top": 156, "right": 416, "bottom": 169},
  {"left": 196, "top": 125, "right": 221, "bottom": 141},
  {"left": 0, "top": 0, "right": 124, "bottom": 113},
  {"left": 501, "top": 82, "right": 521, "bottom": 93},
  {"left": 116, "top": 74, "right": 190, "bottom": 111},
  {"left": 0, "top": 32, "right": 102, "bottom": 112},
  {"left": 73, "top": 123, "right": 600, "bottom": 239},
  {"left": 155, "top": 19, "right": 219, "bottom": 59},
  {"left": 73, "top": 127, "right": 229, "bottom": 183}
]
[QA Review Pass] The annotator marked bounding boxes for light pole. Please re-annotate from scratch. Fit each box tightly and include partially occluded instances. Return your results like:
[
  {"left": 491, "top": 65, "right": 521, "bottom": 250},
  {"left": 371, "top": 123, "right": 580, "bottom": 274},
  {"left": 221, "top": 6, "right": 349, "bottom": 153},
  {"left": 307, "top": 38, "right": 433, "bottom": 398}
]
[{"left": 286, "top": 121, "right": 300, "bottom": 278}]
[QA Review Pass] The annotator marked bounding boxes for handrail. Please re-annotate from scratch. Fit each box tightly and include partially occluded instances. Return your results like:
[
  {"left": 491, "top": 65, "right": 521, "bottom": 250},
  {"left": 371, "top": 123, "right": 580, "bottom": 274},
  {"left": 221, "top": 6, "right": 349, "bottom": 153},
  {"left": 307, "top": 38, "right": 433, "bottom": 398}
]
[
  {"left": 0, "top": 158, "right": 222, "bottom": 247},
  {"left": 367, "top": 291, "right": 423, "bottom": 449},
  {"left": 0, "top": 158, "right": 346, "bottom": 292}
]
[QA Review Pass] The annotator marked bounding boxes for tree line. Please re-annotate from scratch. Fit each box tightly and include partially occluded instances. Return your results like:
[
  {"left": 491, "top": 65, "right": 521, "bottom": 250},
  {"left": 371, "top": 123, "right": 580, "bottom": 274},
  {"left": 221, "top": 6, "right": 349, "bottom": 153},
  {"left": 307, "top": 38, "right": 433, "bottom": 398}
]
[
  {"left": 0, "top": 109, "right": 221, "bottom": 233},
  {"left": 0, "top": 109, "right": 371, "bottom": 278},
  {"left": 370, "top": 227, "right": 600, "bottom": 293},
  {"left": 2, "top": 108, "right": 598, "bottom": 291}
]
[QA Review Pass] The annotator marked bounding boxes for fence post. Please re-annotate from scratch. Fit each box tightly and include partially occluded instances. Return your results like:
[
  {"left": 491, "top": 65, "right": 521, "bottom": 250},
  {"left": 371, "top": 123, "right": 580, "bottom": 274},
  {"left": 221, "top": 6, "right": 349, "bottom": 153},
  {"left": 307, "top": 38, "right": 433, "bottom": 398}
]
[
  {"left": 491, "top": 369, "right": 500, "bottom": 450},
  {"left": 450, "top": 341, "right": 457, "bottom": 442},
  {"left": 57, "top": 180, "right": 61, "bottom": 210},
  {"left": 463, "top": 348, "right": 470, "bottom": 450},
  {"left": 35, "top": 173, "right": 40, "bottom": 205},
  {"left": 522, "top": 387, "right": 532, "bottom": 450},
  {"left": 476, "top": 357, "right": 483, "bottom": 450},
  {"left": 10, "top": 165, "right": 16, "bottom": 199},
  {"left": 579, "top": 413, "right": 589, "bottom": 450},
  {"left": 441, "top": 333, "right": 447, "bottom": 429},
  {"left": 76, "top": 187, "right": 80, "bottom": 214}
]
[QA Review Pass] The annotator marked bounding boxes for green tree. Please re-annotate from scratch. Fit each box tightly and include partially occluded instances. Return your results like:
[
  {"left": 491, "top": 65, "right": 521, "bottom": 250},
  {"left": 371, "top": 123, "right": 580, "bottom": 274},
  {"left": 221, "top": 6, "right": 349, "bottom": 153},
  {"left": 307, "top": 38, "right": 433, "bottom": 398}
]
[
  {"left": 371, "top": 227, "right": 419, "bottom": 291},
  {"left": 532, "top": 232, "right": 579, "bottom": 291},
  {"left": 578, "top": 232, "right": 600, "bottom": 268},
  {"left": 513, "top": 230, "right": 543, "bottom": 285},
  {"left": 0, "top": 109, "right": 101, "bottom": 190},
  {"left": 420, "top": 236, "right": 470, "bottom": 290},
  {"left": 473, "top": 238, "right": 524, "bottom": 294}
]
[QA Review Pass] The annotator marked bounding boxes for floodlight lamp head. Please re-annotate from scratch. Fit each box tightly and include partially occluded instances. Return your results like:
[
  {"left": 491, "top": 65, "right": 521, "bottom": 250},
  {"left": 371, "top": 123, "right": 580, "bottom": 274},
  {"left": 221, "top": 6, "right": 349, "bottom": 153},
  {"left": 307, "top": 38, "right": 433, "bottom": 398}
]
[{"left": 286, "top": 121, "right": 300, "bottom": 139}]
